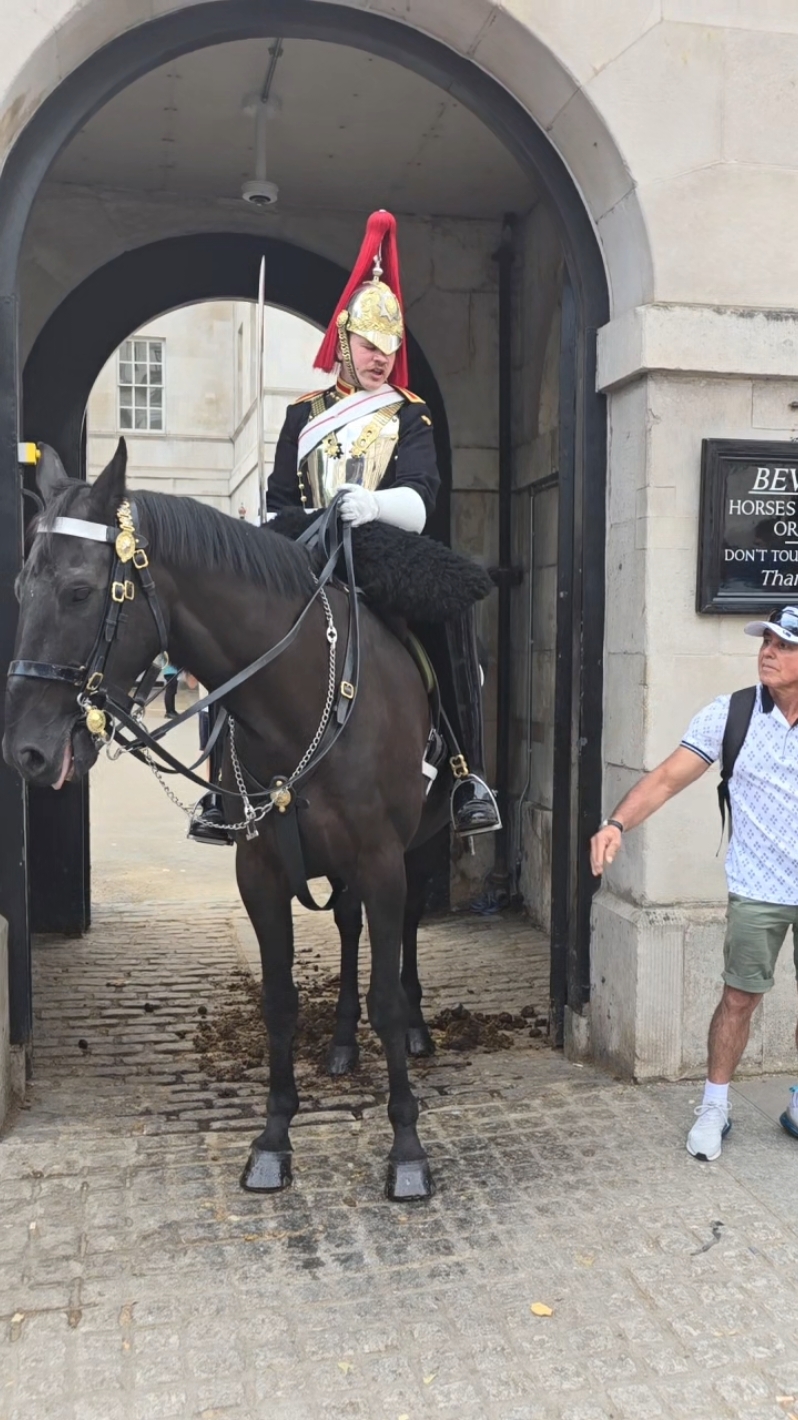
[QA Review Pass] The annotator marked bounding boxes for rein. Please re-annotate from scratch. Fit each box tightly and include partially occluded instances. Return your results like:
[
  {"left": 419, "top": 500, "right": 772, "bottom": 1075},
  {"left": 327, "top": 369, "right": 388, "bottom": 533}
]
[{"left": 9, "top": 497, "right": 362, "bottom": 908}]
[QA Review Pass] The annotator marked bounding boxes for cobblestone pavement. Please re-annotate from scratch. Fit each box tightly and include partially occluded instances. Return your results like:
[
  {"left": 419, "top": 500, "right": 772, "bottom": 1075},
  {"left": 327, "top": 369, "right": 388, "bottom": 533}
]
[
  {"left": 5, "top": 716, "right": 798, "bottom": 1419},
  {"left": 3, "top": 901, "right": 798, "bottom": 1420}
]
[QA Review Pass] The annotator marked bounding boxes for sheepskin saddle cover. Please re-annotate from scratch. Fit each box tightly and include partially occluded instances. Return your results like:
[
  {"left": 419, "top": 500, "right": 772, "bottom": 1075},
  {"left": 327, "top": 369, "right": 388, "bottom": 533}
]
[{"left": 269, "top": 508, "right": 493, "bottom": 622}]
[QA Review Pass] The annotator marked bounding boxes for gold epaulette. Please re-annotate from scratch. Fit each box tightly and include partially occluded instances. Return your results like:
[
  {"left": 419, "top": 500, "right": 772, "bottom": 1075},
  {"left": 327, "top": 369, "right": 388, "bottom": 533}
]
[
  {"left": 292, "top": 388, "right": 329, "bottom": 405},
  {"left": 394, "top": 386, "right": 425, "bottom": 404}
]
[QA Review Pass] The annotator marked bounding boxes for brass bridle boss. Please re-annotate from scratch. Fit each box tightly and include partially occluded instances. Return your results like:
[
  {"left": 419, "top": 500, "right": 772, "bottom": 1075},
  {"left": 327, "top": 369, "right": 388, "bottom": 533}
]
[
  {"left": 9, "top": 498, "right": 168, "bottom": 744},
  {"left": 84, "top": 501, "right": 153, "bottom": 737}
]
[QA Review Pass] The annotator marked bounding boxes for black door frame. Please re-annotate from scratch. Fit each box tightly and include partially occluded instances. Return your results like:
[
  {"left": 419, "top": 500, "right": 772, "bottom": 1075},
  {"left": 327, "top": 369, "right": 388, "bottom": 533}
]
[{"left": 0, "top": 0, "right": 608, "bottom": 1049}]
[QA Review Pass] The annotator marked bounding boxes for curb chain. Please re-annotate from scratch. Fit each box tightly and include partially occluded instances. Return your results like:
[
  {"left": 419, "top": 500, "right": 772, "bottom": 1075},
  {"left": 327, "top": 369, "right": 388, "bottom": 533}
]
[{"left": 142, "top": 587, "right": 339, "bottom": 838}]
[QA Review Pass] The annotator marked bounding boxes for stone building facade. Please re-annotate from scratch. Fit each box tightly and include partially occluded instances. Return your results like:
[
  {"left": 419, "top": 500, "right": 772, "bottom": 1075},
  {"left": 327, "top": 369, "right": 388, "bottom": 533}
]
[
  {"left": 87, "top": 301, "right": 321, "bottom": 517},
  {"left": 2, "top": 0, "right": 798, "bottom": 1100}
]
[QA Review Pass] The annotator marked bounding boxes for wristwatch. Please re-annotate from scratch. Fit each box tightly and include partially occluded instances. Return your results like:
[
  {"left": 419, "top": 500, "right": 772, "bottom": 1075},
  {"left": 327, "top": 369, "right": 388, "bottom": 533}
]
[{"left": 599, "top": 818, "right": 624, "bottom": 834}]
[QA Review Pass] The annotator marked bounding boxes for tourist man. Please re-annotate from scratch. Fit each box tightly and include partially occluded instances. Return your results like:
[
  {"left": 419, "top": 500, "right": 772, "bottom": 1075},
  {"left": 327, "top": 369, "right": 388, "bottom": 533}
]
[{"left": 590, "top": 606, "right": 798, "bottom": 1161}]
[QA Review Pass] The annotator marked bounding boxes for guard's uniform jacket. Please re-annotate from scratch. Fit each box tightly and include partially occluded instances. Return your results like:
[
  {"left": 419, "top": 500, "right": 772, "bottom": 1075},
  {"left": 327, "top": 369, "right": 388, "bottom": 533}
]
[{"left": 267, "top": 377, "right": 440, "bottom": 518}]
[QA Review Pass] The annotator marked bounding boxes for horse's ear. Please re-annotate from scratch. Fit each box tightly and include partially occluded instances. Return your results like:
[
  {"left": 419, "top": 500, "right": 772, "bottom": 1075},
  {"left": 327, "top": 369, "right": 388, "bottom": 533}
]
[
  {"left": 35, "top": 445, "right": 69, "bottom": 505},
  {"left": 88, "top": 439, "right": 127, "bottom": 522}
]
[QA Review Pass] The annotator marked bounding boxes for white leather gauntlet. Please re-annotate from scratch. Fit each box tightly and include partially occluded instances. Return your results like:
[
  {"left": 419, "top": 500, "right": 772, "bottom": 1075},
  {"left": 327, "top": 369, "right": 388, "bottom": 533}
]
[
  {"left": 372, "top": 486, "right": 426, "bottom": 533},
  {"left": 339, "top": 484, "right": 426, "bottom": 534},
  {"left": 338, "top": 484, "right": 380, "bottom": 526}
]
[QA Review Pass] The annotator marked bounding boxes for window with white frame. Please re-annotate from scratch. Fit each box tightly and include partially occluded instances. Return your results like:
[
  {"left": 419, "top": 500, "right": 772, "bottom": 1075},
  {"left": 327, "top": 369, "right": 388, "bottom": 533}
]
[{"left": 118, "top": 338, "right": 164, "bottom": 431}]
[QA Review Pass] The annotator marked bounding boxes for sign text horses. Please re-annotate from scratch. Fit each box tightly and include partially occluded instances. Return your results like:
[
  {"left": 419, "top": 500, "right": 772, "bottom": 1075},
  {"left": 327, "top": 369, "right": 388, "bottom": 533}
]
[{"left": 697, "top": 439, "right": 798, "bottom": 612}]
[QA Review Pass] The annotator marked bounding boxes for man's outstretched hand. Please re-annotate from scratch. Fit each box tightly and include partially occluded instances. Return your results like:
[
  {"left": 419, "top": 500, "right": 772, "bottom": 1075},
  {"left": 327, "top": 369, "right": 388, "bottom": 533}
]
[
  {"left": 590, "top": 824, "right": 622, "bottom": 876},
  {"left": 588, "top": 747, "right": 709, "bottom": 877}
]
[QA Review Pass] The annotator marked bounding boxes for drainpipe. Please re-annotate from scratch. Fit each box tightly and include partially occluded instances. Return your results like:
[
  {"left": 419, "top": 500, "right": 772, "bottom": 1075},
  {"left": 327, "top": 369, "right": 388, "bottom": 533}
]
[{"left": 488, "top": 216, "right": 520, "bottom": 900}]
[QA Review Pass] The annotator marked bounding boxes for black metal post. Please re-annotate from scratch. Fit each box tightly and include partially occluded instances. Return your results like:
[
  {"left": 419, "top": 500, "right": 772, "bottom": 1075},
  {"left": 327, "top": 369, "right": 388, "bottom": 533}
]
[
  {"left": 0, "top": 293, "right": 31, "bottom": 1046},
  {"left": 550, "top": 276, "right": 577, "bottom": 1046},
  {"left": 489, "top": 216, "right": 518, "bottom": 897},
  {"left": 21, "top": 360, "right": 92, "bottom": 937},
  {"left": 573, "top": 316, "right": 606, "bottom": 1011}
]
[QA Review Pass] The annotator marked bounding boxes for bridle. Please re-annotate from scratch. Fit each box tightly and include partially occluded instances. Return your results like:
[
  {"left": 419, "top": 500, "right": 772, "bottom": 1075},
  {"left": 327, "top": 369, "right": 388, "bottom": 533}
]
[
  {"left": 9, "top": 500, "right": 168, "bottom": 739},
  {"left": 8, "top": 497, "right": 362, "bottom": 906}
]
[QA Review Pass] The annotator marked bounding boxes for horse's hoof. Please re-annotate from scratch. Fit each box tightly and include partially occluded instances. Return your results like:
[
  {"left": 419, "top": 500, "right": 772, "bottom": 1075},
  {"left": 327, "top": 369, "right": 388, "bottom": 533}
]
[
  {"left": 327, "top": 1043, "right": 359, "bottom": 1076},
  {"left": 240, "top": 1147, "right": 292, "bottom": 1193},
  {"left": 406, "top": 1025, "right": 435, "bottom": 1058},
  {"left": 385, "top": 1158, "right": 434, "bottom": 1202}
]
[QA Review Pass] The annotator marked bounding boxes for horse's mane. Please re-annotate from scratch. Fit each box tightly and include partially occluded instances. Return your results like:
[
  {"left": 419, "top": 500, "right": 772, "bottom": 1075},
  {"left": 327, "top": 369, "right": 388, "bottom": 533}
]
[
  {"left": 37, "top": 482, "right": 315, "bottom": 599},
  {"left": 136, "top": 491, "right": 315, "bottom": 597}
]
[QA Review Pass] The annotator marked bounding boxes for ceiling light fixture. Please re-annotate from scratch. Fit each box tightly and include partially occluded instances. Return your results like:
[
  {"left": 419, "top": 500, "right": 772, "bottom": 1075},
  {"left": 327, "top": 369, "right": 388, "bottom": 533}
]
[{"left": 242, "top": 39, "right": 282, "bottom": 209}]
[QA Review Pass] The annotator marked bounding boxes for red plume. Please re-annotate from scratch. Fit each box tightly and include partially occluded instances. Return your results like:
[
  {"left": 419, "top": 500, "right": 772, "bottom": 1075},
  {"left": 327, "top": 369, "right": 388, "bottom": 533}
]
[{"left": 314, "top": 210, "right": 408, "bottom": 387}]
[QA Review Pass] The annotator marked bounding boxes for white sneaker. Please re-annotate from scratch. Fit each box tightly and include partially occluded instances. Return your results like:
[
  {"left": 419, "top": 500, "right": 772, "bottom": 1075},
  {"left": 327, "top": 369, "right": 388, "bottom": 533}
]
[
  {"left": 779, "top": 1085, "right": 798, "bottom": 1140},
  {"left": 686, "top": 1101, "right": 732, "bottom": 1161}
]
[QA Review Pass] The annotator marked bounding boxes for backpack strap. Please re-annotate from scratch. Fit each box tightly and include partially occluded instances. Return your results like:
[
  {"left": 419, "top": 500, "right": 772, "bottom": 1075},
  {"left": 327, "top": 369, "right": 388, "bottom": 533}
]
[{"left": 718, "top": 685, "right": 758, "bottom": 837}]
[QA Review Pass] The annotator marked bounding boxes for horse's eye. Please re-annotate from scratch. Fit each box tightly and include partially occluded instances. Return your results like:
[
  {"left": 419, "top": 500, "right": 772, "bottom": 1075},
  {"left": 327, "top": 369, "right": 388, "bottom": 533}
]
[{"left": 70, "top": 586, "right": 92, "bottom": 603}]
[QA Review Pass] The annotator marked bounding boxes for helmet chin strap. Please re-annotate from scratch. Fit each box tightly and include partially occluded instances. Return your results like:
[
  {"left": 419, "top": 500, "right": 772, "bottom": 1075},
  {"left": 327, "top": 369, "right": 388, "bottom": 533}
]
[{"left": 337, "top": 326, "right": 361, "bottom": 389}]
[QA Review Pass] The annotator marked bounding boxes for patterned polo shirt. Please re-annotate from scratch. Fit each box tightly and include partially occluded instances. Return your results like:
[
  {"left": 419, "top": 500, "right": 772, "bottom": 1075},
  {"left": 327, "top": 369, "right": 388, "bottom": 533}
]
[{"left": 681, "top": 685, "right": 798, "bottom": 905}]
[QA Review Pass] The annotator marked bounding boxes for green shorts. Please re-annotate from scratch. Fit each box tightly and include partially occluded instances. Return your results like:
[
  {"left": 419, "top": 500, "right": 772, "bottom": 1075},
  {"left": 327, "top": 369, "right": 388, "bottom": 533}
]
[{"left": 724, "top": 894, "right": 798, "bottom": 993}]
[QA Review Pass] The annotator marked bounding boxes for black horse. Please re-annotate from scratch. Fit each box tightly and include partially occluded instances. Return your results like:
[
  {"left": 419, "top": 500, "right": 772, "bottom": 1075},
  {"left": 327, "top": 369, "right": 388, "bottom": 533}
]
[{"left": 4, "top": 442, "right": 450, "bottom": 1200}]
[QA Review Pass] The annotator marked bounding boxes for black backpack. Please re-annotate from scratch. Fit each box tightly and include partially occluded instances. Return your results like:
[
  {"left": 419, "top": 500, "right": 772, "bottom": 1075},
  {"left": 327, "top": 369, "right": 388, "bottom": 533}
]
[{"left": 717, "top": 685, "right": 758, "bottom": 836}]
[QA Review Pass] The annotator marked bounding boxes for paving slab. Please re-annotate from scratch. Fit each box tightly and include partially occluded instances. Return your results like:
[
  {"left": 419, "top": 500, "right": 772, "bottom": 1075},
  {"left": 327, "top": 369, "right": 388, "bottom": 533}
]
[
  {"left": 90, "top": 693, "right": 239, "bottom": 905},
  {"left": 732, "top": 1074, "right": 798, "bottom": 1127}
]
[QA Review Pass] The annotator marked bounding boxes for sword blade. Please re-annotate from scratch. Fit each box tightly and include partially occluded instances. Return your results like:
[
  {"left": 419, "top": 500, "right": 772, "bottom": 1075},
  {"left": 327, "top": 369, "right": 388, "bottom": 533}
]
[{"left": 256, "top": 255, "right": 266, "bottom": 524}]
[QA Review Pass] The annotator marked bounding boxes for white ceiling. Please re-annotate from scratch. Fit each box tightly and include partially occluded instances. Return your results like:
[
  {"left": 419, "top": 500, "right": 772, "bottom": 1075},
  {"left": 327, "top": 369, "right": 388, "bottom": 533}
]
[{"left": 50, "top": 38, "right": 536, "bottom": 219}]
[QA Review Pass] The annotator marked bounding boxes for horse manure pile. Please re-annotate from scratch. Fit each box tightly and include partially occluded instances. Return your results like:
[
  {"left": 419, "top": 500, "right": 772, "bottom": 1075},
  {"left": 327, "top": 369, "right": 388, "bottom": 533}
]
[
  {"left": 427, "top": 1002, "right": 548, "bottom": 1052},
  {"left": 194, "top": 970, "right": 549, "bottom": 1085},
  {"left": 194, "top": 970, "right": 382, "bottom": 1085}
]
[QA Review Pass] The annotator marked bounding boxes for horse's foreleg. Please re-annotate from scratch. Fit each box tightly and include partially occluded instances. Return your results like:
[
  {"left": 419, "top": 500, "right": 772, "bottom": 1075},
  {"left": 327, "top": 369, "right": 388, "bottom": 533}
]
[
  {"left": 236, "top": 843, "right": 298, "bottom": 1193},
  {"left": 363, "top": 851, "right": 433, "bottom": 1203},
  {"left": 402, "top": 847, "right": 435, "bottom": 1059},
  {"left": 328, "top": 886, "right": 363, "bottom": 1076}
]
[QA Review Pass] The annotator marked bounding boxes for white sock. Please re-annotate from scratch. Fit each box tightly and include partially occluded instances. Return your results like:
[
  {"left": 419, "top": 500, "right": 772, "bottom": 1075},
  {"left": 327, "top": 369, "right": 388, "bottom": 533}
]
[{"left": 702, "top": 1080, "right": 729, "bottom": 1109}]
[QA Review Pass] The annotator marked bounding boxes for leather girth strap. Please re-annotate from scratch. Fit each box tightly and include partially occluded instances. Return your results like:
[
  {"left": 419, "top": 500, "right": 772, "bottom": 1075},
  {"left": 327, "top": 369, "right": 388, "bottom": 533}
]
[{"left": 269, "top": 785, "right": 341, "bottom": 913}]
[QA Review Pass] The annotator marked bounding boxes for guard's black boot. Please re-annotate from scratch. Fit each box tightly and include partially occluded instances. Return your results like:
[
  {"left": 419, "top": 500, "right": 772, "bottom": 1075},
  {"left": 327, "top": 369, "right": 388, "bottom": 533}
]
[
  {"left": 188, "top": 793, "right": 233, "bottom": 846},
  {"left": 451, "top": 773, "right": 501, "bottom": 836},
  {"left": 445, "top": 611, "right": 501, "bottom": 837}
]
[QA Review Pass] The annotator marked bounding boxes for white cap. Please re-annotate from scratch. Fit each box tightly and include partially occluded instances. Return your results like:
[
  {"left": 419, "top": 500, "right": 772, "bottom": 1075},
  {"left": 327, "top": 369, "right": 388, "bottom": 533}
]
[{"left": 744, "top": 605, "right": 798, "bottom": 643}]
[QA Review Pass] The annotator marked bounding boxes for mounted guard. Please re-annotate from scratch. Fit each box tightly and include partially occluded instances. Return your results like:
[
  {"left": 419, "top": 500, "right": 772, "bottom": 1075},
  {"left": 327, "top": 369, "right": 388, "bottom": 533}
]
[
  {"left": 4, "top": 219, "right": 500, "bottom": 1197},
  {"left": 192, "top": 209, "right": 500, "bottom": 844}
]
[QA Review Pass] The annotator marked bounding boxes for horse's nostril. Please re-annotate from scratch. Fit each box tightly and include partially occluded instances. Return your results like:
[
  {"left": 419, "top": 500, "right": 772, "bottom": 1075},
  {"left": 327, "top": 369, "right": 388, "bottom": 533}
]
[{"left": 18, "top": 746, "right": 47, "bottom": 775}]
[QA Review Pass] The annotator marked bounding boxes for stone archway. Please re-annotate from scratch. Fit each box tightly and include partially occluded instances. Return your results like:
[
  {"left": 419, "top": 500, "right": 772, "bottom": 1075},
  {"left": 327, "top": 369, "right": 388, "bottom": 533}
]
[
  {"left": 1, "top": 0, "right": 652, "bottom": 311},
  {"left": 0, "top": 0, "right": 619, "bottom": 1054}
]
